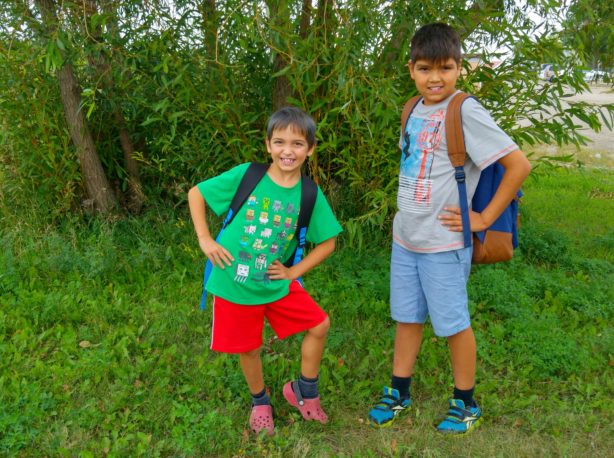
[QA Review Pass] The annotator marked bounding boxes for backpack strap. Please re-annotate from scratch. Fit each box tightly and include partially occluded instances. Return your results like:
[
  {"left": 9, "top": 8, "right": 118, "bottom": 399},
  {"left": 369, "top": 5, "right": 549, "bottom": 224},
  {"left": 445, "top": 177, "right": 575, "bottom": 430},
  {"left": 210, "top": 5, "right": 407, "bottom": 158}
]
[
  {"left": 401, "top": 95, "right": 423, "bottom": 136},
  {"left": 199, "top": 162, "right": 269, "bottom": 310},
  {"left": 444, "top": 92, "right": 475, "bottom": 249},
  {"left": 283, "top": 174, "right": 318, "bottom": 277}
]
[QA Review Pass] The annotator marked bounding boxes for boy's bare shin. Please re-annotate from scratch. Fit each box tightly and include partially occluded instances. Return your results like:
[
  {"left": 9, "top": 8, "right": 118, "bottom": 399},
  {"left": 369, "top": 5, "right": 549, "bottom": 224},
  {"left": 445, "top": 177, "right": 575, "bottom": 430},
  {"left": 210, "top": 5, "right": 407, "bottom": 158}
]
[
  {"left": 447, "top": 326, "right": 476, "bottom": 390},
  {"left": 301, "top": 317, "right": 330, "bottom": 378},
  {"left": 392, "top": 323, "right": 424, "bottom": 377},
  {"left": 239, "top": 348, "right": 265, "bottom": 394}
]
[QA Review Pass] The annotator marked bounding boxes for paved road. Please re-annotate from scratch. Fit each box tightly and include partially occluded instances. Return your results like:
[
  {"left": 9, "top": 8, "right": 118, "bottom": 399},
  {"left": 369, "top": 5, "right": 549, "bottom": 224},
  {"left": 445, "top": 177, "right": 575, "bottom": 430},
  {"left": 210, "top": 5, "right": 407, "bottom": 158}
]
[{"left": 566, "top": 84, "right": 614, "bottom": 156}]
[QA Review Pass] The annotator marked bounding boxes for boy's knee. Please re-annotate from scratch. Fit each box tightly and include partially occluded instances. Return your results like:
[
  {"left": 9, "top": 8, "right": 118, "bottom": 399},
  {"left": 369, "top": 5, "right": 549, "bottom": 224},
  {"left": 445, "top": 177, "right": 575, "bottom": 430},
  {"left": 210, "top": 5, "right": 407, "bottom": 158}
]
[
  {"left": 240, "top": 347, "right": 261, "bottom": 359},
  {"left": 309, "top": 316, "right": 330, "bottom": 338}
]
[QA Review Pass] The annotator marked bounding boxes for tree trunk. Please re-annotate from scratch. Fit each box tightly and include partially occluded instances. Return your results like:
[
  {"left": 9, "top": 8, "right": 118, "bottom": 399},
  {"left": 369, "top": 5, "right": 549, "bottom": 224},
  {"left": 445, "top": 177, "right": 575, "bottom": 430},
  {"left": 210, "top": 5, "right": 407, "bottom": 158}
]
[
  {"left": 57, "top": 62, "right": 117, "bottom": 213},
  {"left": 199, "top": 0, "right": 218, "bottom": 60},
  {"left": 92, "top": 0, "right": 146, "bottom": 212},
  {"left": 267, "top": 0, "right": 293, "bottom": 111},
  {"left": 35, "top": 0, "right": 117, "bottom": 213}
]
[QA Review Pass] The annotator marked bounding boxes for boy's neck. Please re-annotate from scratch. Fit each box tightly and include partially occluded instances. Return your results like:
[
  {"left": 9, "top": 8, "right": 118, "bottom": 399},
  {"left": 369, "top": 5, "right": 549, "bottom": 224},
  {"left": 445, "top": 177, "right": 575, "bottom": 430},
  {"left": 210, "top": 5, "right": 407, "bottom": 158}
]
[{"left": 266, "top": 166, "right": 302, "bottom": 188}]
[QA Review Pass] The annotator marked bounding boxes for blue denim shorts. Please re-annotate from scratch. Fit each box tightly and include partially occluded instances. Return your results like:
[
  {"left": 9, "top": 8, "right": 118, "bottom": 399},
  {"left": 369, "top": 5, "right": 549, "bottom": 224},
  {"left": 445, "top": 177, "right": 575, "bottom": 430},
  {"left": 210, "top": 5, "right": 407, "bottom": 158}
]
[{"left": 390, "top": 242, "right": 472, "bottom": 337}]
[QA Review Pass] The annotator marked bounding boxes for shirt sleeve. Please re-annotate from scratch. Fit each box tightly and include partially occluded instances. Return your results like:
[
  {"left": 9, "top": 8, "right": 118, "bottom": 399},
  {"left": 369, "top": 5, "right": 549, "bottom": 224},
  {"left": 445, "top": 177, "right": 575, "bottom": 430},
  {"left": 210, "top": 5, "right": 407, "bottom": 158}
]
[
  {"left": 306, "top": 188, "right": 343, "bottom": 244},
  {"left": 461, "top": 98, "right": 519, "bottom": 170},
  {"left": 196, "top": 163, "right": 251, "bottom": 216}
]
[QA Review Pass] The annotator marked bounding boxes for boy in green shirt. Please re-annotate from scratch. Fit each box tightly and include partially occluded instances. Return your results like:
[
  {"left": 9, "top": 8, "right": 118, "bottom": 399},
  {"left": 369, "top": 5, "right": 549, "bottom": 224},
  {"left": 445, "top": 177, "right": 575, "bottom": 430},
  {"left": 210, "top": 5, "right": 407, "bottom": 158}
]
[{"left": 188, "top": 106, "right": 342, "bottom": 435}]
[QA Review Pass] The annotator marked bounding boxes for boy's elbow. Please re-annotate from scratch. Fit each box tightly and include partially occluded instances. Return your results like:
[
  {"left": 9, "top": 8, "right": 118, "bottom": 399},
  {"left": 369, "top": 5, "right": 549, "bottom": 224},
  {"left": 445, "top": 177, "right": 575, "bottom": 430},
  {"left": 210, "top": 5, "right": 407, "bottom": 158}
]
[{"left": 188, "top": 186, "right": 201, "bottom": 200}]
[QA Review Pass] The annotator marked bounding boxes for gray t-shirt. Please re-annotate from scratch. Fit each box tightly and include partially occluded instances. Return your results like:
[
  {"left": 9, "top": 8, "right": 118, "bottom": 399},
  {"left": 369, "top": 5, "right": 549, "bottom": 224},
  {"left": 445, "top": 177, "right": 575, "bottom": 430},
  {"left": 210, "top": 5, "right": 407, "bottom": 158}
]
[{"left": 393, "top": 91, "right": 518, "bottom": 253}]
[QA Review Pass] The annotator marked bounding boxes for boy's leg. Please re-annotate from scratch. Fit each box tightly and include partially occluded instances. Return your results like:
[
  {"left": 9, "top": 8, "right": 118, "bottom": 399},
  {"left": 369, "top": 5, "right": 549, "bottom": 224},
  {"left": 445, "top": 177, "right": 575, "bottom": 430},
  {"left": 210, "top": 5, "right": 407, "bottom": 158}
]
[
  {"left": 392, "top": 322, "right": 424, "bottom": 378},
  {"left": 265, "top": 281, "right": 330, "bottom": 424},
  {"left": 448, "top": 326, "right": 476, "bottom": 391},
  {"left": 281, "top": 316, "right": 330, "bottom": 424},
  {"left": 239, "top": 347, "right": 265, "bottom": 394},
  {"left": 211, "top": 296, "right": 273, "bottom": 434},
  {"left": 300, "top": 316, "right": 330, "bottom": 379},
  {"left": 434, "top": 325, "right": 481, "bottom": 434},
  {"left": 369, "top": 243, "right": 426, "bottom": 427}
]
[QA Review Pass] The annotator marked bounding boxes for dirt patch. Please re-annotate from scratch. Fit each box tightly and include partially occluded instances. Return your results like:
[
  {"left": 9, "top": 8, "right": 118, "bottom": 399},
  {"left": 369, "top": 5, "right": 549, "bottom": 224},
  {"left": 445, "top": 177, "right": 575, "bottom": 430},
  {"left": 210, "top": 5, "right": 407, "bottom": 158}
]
[{"left": 527, "top": 84, "right": 614, "bottom": 168}]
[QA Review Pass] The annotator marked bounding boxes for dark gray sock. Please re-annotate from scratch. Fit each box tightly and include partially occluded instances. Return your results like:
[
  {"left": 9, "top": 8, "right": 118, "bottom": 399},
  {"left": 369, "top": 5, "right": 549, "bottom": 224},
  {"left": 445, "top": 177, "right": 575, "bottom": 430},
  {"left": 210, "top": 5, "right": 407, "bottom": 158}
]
[
  {"left": 298, "top": 374, "right": 319, "bottom": 399},
  {"left": 251, "top": 388, "right": 270, "bottom": 406},
  {"left": 391, "top": 375, "right": 411, "bottom": 400},
  {"left": 453, "top": 386, "right": 475, "bottom": 407}
]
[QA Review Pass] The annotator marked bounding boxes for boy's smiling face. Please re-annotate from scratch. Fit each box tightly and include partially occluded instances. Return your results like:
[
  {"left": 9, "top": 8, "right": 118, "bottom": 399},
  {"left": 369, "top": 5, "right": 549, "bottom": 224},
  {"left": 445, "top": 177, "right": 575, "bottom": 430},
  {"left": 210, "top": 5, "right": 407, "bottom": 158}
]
[
  {"left": 408, "top": 58, "right": 461, "bottom": 105},
  {"left": 266, "top": 125, "right": 314, "bottom": 179}
]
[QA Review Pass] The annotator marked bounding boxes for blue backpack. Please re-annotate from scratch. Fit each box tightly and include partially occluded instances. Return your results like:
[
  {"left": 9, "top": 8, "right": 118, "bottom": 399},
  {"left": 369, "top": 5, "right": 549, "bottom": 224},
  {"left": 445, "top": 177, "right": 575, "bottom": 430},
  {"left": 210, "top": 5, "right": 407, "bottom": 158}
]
[
  {"left": 199, "top": 162, "right": 318, "bottom": 309},
  {"left": 401, "top": 92, "right": 521, "bottom": 264}
]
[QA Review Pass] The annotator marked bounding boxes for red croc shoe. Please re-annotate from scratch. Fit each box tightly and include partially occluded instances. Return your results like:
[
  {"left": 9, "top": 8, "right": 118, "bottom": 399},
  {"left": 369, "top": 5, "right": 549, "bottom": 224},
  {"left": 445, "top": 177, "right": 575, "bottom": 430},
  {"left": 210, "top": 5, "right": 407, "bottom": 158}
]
[
  {"left": 283, "top": 381, "right": 328, "bottom": 424},
  {"left": 249, "top": 404, "right": 274, "bottom": 435}
]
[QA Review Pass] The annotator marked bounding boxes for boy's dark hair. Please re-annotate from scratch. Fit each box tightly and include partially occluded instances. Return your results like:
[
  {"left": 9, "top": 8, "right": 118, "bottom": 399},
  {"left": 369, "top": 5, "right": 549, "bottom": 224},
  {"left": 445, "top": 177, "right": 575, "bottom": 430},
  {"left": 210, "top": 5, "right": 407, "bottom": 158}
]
[
  {"left": 410, "top": 23, "right": 461, "bottom": 64},
  {"left": 267, "top": 106, "right": 316, "bottom": 148}
]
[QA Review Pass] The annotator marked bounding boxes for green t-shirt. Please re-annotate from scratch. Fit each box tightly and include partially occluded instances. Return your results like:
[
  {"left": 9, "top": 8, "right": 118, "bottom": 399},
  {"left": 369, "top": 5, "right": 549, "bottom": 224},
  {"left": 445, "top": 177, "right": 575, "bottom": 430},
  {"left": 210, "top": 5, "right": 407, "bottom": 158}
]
[{"left": 198, "top": 163, "right": 343, "bottom": 305}]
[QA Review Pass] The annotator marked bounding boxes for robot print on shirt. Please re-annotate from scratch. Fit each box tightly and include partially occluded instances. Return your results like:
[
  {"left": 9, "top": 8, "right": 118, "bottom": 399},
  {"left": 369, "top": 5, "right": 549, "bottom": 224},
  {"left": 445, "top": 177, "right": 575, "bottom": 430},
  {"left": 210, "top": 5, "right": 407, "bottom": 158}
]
[
  {"left": 238, "top": 251, "right": 252, "bottom": 262},
  {"left": 398, "top": 110, "right": 445, "bottom": 213},
  {"left": 260, "top": 228, "right": 272, "bottom": 239},
  {"left": 273, "top": 214, "right": 282, "bottom": 228},
  {"left": 285, "top": 203, "right": 296, "bottom": 215},
  {"left": 262, "top": 197, "right": 270, "bottom": 211},
  {"left": 255, "top": 253, "right": 267, "bottom": 270},
  {"left": 235, "top": 264, "right": 249, "bottom": 283},
  {"left": 245, "top": 224, "right": 257, "bottom": 235},
  {"left": 259, "top": 211, "right": 269, "bottom": 224},
  {"left": 247, "top": 195, "right": 258, "bottom": 206},
  {"left": 272, "top": 200, "right": 282, "bottom": 212},
  {"left": 245, "top": 208, "right": 255, "bottom": 222}
]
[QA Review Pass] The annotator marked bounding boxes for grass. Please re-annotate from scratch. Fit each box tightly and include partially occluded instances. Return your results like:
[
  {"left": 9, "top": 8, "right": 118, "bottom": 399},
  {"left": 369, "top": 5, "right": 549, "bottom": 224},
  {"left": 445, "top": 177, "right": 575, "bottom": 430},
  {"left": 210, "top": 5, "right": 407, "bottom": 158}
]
[{"left": 1, "top": 166, "right": 613, "bottom": 457}]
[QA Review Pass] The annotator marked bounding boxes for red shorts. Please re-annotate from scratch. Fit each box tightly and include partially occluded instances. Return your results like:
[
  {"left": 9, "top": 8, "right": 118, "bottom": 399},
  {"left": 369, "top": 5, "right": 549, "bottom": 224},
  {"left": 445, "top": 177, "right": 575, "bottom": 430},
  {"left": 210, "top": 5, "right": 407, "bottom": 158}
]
[{"left": 210, "top": 280, "right": 328, "bottom": 353}]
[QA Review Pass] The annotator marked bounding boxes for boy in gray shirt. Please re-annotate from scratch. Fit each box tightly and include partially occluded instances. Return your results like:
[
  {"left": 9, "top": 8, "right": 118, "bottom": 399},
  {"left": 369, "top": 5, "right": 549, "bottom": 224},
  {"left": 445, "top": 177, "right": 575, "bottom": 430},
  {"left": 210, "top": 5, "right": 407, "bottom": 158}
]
[{"left": 368, "top": 23, "right": 531, "bottom": 434}]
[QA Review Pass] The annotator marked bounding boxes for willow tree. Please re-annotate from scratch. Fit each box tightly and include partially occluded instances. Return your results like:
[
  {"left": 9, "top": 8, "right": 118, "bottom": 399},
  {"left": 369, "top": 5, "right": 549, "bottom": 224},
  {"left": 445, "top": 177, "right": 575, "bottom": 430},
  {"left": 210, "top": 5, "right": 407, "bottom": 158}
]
[{"left": 34, "top": 0, "right": 118, "bottom": 213}]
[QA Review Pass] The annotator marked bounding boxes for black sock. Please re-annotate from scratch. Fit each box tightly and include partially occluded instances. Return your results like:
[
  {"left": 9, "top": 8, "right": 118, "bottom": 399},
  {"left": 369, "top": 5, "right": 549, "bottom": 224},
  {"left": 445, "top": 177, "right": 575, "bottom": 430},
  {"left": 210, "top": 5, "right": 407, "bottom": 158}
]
[
  {"left": 298, "top": 374, "right": 319, "bottom": 399},
  {"left": 391, "top": 375, "right": 411, "bottom": 400},
  {"left": 453, "top": 386, "right": 475, "bottom": 407},
  {"left": 251, "top": 388, "right": 270, "bottom": 406}
]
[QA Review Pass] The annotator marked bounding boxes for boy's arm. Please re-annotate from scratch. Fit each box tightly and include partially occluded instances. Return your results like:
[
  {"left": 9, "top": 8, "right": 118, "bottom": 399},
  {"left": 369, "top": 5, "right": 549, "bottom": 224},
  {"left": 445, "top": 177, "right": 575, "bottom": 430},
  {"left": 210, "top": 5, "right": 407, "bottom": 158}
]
[
  {"left": 187, "top": 186, "right": 234, "bottom": 269},
  {"left": 266, "top": 236, "right": 336, "bottom": 281},
  {"left": 439, "top": 149, "right": 531, "bottom": 232}
]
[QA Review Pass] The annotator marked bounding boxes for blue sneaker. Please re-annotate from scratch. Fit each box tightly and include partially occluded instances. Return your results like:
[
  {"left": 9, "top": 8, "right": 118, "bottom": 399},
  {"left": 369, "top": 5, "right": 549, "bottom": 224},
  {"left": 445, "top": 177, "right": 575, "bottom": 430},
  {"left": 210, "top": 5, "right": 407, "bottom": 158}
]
[
  {"left": 368, "top": 387, "right": 411, "bottom": 428},
  {"left": 436, "top": 399, "right": 482, "bottom": 435}
]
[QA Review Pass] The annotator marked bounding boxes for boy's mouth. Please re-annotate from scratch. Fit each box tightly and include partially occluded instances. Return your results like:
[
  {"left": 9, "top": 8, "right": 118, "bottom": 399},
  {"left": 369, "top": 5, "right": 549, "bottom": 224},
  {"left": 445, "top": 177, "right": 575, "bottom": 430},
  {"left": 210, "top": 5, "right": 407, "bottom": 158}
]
[
  {"left": 280, "top": 157, "right": 296, "bottom": 166},
  {"left": 428, "top": 86, "right": 444, "bottom": 92}
]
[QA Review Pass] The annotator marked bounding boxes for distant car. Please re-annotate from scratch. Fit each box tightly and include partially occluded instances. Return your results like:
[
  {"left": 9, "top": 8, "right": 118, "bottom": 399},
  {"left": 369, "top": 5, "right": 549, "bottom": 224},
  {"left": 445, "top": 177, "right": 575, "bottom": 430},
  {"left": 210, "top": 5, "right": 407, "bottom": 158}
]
[
  {"left": 582, "top": 70, "right": 596, "bottom": 82},
  {"left": 583, "top": 69, "right": 610, "bottom": 83},
  {"left": 539, "top": 63, "right": 555, "bottom": 81}
]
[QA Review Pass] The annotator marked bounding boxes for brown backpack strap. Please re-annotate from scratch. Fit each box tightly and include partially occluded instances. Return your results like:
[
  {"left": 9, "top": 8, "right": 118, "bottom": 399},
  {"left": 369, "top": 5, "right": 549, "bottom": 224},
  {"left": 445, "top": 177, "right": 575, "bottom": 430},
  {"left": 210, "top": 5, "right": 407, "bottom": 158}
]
[
  {"left": 445, "top": 92, "right": 472, "bottom": 168},
  {"left": 400, "top": 95, "right": 423, "bottom": 134}
]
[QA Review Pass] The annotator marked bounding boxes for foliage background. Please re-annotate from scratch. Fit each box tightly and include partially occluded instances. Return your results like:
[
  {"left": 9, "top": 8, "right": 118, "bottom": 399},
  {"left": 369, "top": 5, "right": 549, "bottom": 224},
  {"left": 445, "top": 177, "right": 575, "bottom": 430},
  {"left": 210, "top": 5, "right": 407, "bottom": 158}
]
[{"left": 1, "top": 0, "right": 612, "bottom": 223}]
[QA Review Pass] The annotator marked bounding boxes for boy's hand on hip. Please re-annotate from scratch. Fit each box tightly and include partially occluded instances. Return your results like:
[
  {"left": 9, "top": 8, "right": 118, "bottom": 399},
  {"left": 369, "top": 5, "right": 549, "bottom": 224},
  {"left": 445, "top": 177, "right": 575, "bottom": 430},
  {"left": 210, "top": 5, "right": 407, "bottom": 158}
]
[
  {"left": 266, "top": 260, "right": 295, "bottom": 280},
  {"left": 198, "top": 236, "right": 234, "bottom": 269},
  {"left": 439, "top": 207, "right": 488, "bottom": 232}
]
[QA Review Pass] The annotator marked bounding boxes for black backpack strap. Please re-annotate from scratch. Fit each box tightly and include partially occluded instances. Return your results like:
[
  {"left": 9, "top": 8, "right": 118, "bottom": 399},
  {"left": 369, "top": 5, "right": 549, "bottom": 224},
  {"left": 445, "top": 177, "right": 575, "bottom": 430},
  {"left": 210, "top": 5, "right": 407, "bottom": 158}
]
[
  {"left": 283, "top": 173, "right": 318, "bottom": 268},
  {"left": 200, "top": 162, "right": 268, "bottom": 310},
  {"left": 223, "top": 162, "right": 269, "bottom": 229}
]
